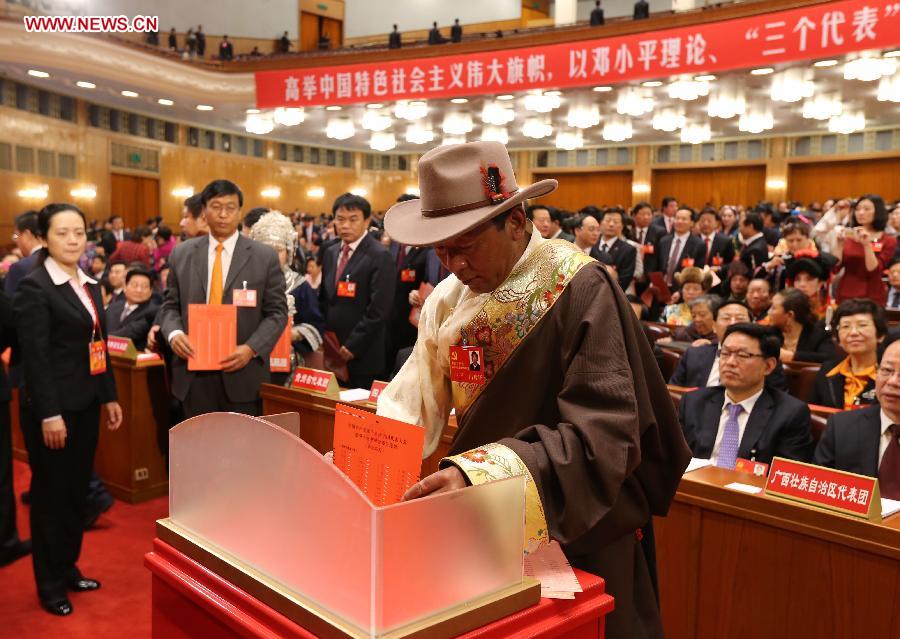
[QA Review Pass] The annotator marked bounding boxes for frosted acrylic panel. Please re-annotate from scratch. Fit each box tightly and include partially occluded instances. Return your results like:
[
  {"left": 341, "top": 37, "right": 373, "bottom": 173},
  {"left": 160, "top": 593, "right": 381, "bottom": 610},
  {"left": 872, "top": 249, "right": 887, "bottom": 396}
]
[
  {"left": 376, "top": 476, "right": 525, "bottom": 633},
  {"left": 169, "top": 413, "right": 374, "bottom": 631}
]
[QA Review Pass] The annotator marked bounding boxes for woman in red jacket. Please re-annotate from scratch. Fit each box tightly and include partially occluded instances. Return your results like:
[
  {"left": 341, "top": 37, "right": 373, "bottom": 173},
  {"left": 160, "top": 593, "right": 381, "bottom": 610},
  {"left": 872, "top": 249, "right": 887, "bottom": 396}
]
[{"left": 833, "top": 194, "right": 894, "bottom": 306}]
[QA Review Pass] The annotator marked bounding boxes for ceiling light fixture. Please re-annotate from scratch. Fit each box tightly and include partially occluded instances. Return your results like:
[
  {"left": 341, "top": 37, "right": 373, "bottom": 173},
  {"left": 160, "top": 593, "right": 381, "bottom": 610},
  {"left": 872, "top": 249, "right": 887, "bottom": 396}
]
[
  {"left": 592, "top": 86, "right": 613, "bottom": 92},
  {"left": 521, "top": 117, "right": 553, "bottom": 139},
  {"left": 366, "top": 103, "right": 383, "bottom": 109},
  {"left": 481, "top": 100, "right": 515, "bottom": 125},
  {"left": 667, "top": 76, "right": 710, "bottom": 101},
  {"left": 245, "top": 112, "right": 274, "bottom": 135},
  {"left": 273, "top": 107, "right": 305, "bottom": 126},
  {"left": 196, "top": 104, "right": 214, "bottom": 111},
  {"left": 802, "top": 93, "right": 843, "bottom": 119},
  {"left": 75, "top": 81, "right": 95, "bottom": 89},
  {"left": 325, "top": 105, "right": 342, "bottom": 111},
  {"left": 524, "top": 90, "right": 561, "bottom": 113},
  {"left": 481, "top": 125, "right": 510, "bottom": 144},
  {"left": 694, "top": 74, "right": 716, "bottom": 82},
  {"left": 566, "top": 103, "right": 600, "bottom": 129},
  {"left": 307, "top": 187, "right": 325, "bottom": 198},
  {"left": 450, "top": 98, "right": 468, "bottom": 104},
  {"left": 369, "top": 131, "right": 396, "bottom": 151},
  {"left": 442, "top": 112, "right": 474, "bottom": 135},
  {"left": 496, "top": 94, "right": 515, "bottom": 101},
  {"left": 616, "top": 87, "right": 654, "bottom": 116},
  {"left": 405, "top": 123, "right": 434, "bottom": 144},
  {"left": 158, "top": 98, "right": 174, "bottom": 106},
  {"left": 641, "top": 80, "right": 663, "bottom": 88},
  {"left": 770, "top": 68, "right": 815, "bottom": 102},
  {"left": 27, "top": 70, "right": 49, "bottom": 78},
  {"left": 361, "top": 109, "right": 392, "bottom": 131},
  {"left": 877, "top": 75, "right": 900, "bottom": 102},
  {"left": 828, "top": 109, "right": 865, "bottom": 134},
  {"left": 260, "top": 187, "right": 281, "bottom": 198},
  {"left": 555, "top": 129, "right": 583, "bottom": 150},
  {"left": 602, "top": 116, "right": 633, "bottom": 142},
  {"left": 441, "top": 134, "right": 467, "bottom": 146},
  {"left": 325, "top": 117, "right": 355, "bottom": 140},
  {"left": 680, "top": 122, "right": 712, "bottom": 144},
  {"left": 394, "top": 100, "right": 428, "bottom": 120},
  {"left": 121, "top": 90, "right": 139, "bottom": 97},
  {"left": 750, "top": 67, "right": 774, "bottom": 75},
  {"left": 844, "top": 53, "right": 897, "bottom": 81},
  {"left": 707, "top": 80, "right": 746, "bottom": 118},
  {"left": 813, "top": 59, "right": 839, "bottom": 68},
  {"left": 70, "top": 186, "right": 97, "bottom": 199},
  {"left": 171, "top": 187, "right": 194, "bottom": 198},
  {"left": 652, "top": 108, "right": 686, "bottom": 132},
  {"left": 738, "top": 107, "right": 774, "bottom": 133}
]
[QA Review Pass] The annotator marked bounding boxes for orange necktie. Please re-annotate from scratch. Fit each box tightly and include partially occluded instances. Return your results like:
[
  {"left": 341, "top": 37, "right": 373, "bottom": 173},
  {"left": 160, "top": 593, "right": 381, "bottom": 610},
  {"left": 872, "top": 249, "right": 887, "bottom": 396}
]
[{"left": 209, "top": 243, "right": 224, "bottom": 304}]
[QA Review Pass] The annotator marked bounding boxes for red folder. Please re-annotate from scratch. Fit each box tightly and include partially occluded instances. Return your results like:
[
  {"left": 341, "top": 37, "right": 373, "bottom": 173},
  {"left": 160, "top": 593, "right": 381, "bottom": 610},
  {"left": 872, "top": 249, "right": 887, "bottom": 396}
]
[
  {"left": 269, "top": 319, "right": 292, "bottom": 373},
  {"left": 323, "top": 330, "right": 350, "bottom": 382},
  {"left": 408, "top": 282, "right": 435, "bottom": 327},
  {"left": 648, "top": 272, "right": 673, "bottom": 304},
  {"left": 187, "top": 304, "right": 237, "bottom": 371}
]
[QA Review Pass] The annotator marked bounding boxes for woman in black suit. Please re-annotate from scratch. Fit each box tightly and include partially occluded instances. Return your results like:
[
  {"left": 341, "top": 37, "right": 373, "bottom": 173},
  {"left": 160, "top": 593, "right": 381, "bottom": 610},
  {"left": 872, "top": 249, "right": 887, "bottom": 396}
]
[
  {"left": 807, "top": 298, "right": 886, "bottom": 409},
  {"left": 13, "top": 204, "right": 122, "bottom": 616},
  {"left": 767, "top": 288, "right": 836, "bottom": 364}
]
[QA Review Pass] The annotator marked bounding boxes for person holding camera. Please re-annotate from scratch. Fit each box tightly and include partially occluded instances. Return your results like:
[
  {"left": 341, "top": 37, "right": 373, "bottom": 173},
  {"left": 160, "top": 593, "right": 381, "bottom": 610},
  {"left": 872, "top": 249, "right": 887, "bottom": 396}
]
[{"left": 833, "top": 195, "right": 895, "bottom": 306}]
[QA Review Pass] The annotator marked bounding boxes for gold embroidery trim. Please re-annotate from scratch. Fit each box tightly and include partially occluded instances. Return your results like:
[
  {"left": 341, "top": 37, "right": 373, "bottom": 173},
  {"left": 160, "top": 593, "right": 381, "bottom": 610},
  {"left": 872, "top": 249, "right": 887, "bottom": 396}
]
[
  {"left": 452, "top": 239, "right": 594, "bottom": 419},
  {"left": 445, "top": 443, "right": 549, "bottom": 555}
]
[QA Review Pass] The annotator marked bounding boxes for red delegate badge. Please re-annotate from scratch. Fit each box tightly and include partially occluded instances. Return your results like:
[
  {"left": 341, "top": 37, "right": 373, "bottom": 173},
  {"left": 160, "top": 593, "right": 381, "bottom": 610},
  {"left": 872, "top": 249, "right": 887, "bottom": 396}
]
[
  {"left": 400, "top": 268, "right": 417, "bottom": 283},
  {"left": 337, "top": 281, "right": 357, "bottom": 298},
  {"left": 233, "top": 287, "right": 257, "bottom": 307},
  {"left": 89, "top": 340, "right": 107, "bottom": 375},
  {"left": 449, "top": 345, "right": 486, "bottom": 385}
]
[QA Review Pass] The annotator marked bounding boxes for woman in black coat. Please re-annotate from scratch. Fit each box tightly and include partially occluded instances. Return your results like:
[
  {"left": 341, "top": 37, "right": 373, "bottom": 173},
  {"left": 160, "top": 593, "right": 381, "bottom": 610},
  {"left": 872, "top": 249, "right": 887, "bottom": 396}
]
[
  {"left": 13, "top": 204, "right": 122, "bottom": 616},
  {"left": 767, "top": 288, "right": 836, "bottom": 364}
]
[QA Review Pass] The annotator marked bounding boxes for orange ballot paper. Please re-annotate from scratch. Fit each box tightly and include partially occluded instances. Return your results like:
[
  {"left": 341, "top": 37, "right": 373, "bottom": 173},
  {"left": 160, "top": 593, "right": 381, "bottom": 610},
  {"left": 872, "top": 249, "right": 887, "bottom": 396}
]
[
  {"left": 332, "top": 403, "right": 425, "bottom": 507},
  {"left": 187, "top": 303, "right": 237, "bottom": 371}
]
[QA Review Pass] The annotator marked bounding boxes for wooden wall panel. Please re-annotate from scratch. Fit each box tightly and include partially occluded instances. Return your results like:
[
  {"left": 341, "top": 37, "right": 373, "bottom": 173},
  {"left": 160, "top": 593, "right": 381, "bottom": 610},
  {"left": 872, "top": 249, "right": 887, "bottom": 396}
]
[
  {"left": 534, "top": 170, "right": 633, "bottom": 211},
  {"left": 651, "top": 165, "right": 766, "bottom": 210},
  {"left": 299, "top": 12, "right": 321, "bottom": 52},
  {"left": 110, "top": 173, "right": 160, "bottom": 230},
  {"left": 788, "top": 158, "right": 900, "bottom": 204}
]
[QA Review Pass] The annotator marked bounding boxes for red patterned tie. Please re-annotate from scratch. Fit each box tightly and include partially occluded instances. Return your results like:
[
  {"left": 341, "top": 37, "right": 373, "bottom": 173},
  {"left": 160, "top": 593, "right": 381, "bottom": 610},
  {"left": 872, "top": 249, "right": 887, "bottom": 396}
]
[
  {"left": 879, "top": 424, "right": 900, "bottom": 500},
  {"left": 335, "top": 243, "right": 351, "bottom": 285},
  {"left": 705, "top": 237, "right": 712, "bottom": 263}
]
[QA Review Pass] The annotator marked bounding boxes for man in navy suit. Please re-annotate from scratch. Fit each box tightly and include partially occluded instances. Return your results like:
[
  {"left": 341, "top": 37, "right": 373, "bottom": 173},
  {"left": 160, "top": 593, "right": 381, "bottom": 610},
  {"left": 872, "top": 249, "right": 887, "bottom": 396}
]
[
  {"left": 814, "top": 339, "right": 900, "bottom": 498},
  {"left": 319, "top": 193, "right": 396, "bottom": 388},
  {"left": 593, "top": 208, "right": 637, "bottom": 290},
  {"left": 679, "top": 323, "right": 813, "bottom": 467},
  {"left": 646, "top": 206, "right": 706, "bottom": 287},
  {"left": 650, "top": 197, "right": 678, "bottom": 235},
  {"left": 670, "top": 300, "right": 788, "bottom": 391},
  {"left": 4, "top": 211, "right": 41, "bottom": 296},
  {"left": 739, "top": 211, "right": 769, "bottom": 275},
  {"left": 696, "top": 207, "right": 736, "bottom": 272}
]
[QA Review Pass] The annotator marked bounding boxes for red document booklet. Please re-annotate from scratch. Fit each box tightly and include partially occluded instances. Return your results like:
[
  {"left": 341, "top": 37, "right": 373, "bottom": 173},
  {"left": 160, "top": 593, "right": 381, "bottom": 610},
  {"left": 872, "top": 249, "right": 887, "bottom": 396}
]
[
  {"left": 332, "top": 403, "right": 425, "bottom": 507},
  {"left": 187, "top": 304, "right": 237, "bottom": 371}
]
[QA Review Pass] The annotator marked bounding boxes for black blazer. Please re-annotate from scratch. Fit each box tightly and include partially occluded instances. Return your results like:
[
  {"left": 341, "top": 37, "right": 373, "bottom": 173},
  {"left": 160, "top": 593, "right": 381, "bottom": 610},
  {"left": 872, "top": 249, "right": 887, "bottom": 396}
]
[
  {"left": 703, "top": 233, "right": 736, "bottom": 268},
  {"left": 106, "top": 297, "right": 160, "bottom": 351},
  {"left": 592, "top": 238, "right": 637, "bottom": 290},
  {"left": 813, "top": 404, "right": 882, "bottom": 477},
  {"left": 3, "top": 252, "right": 38, "bottom": 297},
  {"left": 807, "top": 357, "right": 877, "bottom": 409},
  {"left": 633, "top": 224, "right": 663, "bottom": 248},
  {"left": 13, "top": 265, "right": 117, "bottom": 420},
  {"left": 740, "top": 236, "right": 769, "bottom": 274},
  {"left": 0, "top": 291, "right": 15, "bottom": 402},
  {"left": 669, "top": 343, "right": 788, "bottom": 392},
  {"left": 647, "top": 233, "right": 707, "bottom": 278},
  {"left": 793, "top": 321, "right": 836, "bottom": 364},
  {"left": 590, "top": 7, "right": 605, "bottom": 25},
  {"left": 650, "top": 215, "right": 672, "bottom": 235},
  {"left": 634, "top": 0, "right": 650, "bottom": 19},
  {"left": 388, "top": 243, "right": 431, "bottom": 351},
  {"left": 319, "top": 233, "right": 396, "bottom": 378},
  {"left": 678, "top": 385, "right": 814, "bottom": 464}
]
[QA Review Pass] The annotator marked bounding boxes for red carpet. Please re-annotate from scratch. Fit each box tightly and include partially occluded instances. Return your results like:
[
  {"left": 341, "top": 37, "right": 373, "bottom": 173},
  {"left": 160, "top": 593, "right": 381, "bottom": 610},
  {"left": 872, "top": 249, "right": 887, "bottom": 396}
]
[{"left": 1, "top": 460, "right": 167, "bottom": 638}]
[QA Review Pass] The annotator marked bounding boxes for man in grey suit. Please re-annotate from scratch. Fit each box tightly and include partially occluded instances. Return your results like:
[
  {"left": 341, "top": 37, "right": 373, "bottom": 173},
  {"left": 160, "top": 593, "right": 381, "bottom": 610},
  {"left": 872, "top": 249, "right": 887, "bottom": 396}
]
[{"left": 157, "top": 179, "right": 287, "bottom": 417}]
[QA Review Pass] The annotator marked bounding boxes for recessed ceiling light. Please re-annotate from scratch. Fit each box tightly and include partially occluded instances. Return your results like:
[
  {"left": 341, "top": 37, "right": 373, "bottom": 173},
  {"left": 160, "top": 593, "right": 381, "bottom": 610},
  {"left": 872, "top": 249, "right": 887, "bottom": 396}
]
[
  {"left": 450, "top": 98, "right": 468, "bottom": 104},
  {"left": 694, "top": 74, "right": 716, "bottom": 82},
  {"left": 883, "top": 50, "right": 900, "bottom": 58},
  {"left": 75, "top": 81, "right": 95, "bottom": 89},
  {"left": 496, "top": 94, "right": 514, "bottom": 101},
  {"left": 245, "top": 108, "right": 260, "bottom": 113},
  {"left": 121, "top": 90, "right": 139, "bottom": 97},
  {"left": 813, "top": 59, "right": 839, "bottom": 68},
  {"left": 196, "top": 104, "right": 214, "bottom": 111},
  {"left": 366, "top": 103, "right": 383, "bottom": 109},
  {"left": 325, "top": 105, "right": 342, "bottom": 111},
  {"left": 158, "top": 98, "right": 174, "bottom": 106},
  {"left": 641, "top": 80, "right": 663, "bottom": 87},
  {"left": 593, "top": 86, "right": 613, "bottom": 92},
  {"left": 751, "top": 67, "right": 775, "bottom": 75},
  {"left": 544, "top": 90, "right": 562, "bottom": 96},
  {"left": 28, "top": 70, "right": 49, "bottom": 78}
]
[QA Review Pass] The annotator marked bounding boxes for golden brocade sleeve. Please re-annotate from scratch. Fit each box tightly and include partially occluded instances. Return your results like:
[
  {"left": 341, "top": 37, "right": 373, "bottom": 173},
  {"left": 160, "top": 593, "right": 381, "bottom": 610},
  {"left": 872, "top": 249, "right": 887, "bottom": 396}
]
[{"left": 443, "top": 443, "right": 550, "bottom": 555}]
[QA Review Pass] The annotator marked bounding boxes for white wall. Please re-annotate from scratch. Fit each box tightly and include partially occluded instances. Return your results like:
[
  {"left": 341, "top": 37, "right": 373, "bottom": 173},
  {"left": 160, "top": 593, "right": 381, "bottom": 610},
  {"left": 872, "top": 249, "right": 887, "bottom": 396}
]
[
  {"left": 15, "top": 0, "right": 300, "bottom": 38},
  {"left": 343, "top": 0, "right": 522, "bottom": 39}
]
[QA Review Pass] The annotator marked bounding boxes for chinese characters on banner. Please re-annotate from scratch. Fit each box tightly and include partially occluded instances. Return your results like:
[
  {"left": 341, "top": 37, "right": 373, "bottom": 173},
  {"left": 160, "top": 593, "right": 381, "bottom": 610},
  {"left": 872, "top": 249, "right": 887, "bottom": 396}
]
[
  {"left": 256, "top": 0, "right": 900, "bottom": 108},
  {"left": 765, "top": 457, "right": 879, "bottom": 518}
]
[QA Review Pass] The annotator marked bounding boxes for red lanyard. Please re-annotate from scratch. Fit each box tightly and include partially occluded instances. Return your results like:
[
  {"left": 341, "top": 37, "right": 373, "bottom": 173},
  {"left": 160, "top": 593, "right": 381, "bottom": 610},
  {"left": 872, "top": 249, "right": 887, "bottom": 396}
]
[{"left": 82, "top": 283, "right": 103, "bottom": 339}]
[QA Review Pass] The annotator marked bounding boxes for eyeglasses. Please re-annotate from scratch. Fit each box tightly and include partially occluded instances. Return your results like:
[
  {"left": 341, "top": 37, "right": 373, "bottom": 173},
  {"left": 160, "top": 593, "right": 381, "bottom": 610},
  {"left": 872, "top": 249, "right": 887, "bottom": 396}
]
[
  {"left": 877, "top": 366, "right": 900, "bottom": 381},
  {"left": 718, "top": 348, "right": 766, "bottom": 362},
  {"left": 207, "top": 203, "right": 239, "bottom": 214}
]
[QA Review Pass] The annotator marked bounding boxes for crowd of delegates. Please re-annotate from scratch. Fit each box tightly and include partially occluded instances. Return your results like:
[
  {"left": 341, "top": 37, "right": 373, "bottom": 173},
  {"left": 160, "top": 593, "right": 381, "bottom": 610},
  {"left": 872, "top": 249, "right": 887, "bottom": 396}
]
[{"left": 2, "top": 180, "right": 900, "bottom": 615}]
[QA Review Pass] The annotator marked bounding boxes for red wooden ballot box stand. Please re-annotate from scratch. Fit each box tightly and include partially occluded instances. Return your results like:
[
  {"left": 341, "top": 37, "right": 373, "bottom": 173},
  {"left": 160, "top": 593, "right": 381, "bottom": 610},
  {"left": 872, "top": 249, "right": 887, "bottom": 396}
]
[{"left": 145, "top": 538, "right": 614, "bottom": 639}]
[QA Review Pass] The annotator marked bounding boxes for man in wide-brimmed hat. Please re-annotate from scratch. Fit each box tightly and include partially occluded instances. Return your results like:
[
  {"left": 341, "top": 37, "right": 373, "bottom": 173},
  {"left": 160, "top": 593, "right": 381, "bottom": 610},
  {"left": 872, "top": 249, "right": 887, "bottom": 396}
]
[{"left": 377, "top": 141, "right": 690, "bottom": 638}]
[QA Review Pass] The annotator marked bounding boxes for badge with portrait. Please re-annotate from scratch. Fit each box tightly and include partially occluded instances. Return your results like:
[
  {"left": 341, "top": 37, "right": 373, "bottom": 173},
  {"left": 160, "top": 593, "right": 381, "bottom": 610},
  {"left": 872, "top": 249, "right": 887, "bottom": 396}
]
[
  {"left": 400, "top": 268, "right": 417, "bottom": 283},
  {"left": 449, "top": 345, "right": 485, "bottom": 385},
  {"left": 233, "top": 283, "right": 257, "bottom": 307},
  {"left": 337, "top": 280, "right": 357, "bottom": 298},
  {"left": 89, "top": 339, "right": 107, "bottom": 376}
]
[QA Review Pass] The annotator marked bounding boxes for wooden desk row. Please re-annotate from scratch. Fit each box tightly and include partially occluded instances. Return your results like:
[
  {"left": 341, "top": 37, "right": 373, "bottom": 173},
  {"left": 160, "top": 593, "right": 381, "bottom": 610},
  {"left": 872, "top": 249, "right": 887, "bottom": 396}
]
[
  {"left": 655, "top": 465, "right": 900, "bottom": 638},
  {"left": 259, "top": 383, "right": 458, "bottom": 478}
]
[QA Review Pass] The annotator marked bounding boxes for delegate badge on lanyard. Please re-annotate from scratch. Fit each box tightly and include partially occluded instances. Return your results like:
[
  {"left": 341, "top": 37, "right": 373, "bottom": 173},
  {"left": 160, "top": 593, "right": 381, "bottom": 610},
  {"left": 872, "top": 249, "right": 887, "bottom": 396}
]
[
  {"left": 89, "top": 339, "right": 107, "bottom": 375},
  {"left": 233, "top": 281, "right": 258, "bottom": 307},
  {"left": 337, "top": 280, "right": 357, "bottom": 298},
  {"left": 449, "top": 345, "right": 486, "bottom": 385},
  {"left": 401, "top": 268, "right": 417, "bottom": 283}
]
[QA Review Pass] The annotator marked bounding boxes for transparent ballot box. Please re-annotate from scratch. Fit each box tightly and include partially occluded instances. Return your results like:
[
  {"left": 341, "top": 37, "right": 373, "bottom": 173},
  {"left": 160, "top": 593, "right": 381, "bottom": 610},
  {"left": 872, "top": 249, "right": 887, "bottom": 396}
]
[{"left": 159, "top": 412, "right": 537, "bottom": 639}]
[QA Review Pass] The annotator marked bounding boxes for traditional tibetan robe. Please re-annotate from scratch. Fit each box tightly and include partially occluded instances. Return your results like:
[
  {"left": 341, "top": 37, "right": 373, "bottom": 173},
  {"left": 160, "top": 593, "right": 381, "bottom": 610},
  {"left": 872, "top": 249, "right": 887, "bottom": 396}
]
[{"left": 378, "top": 231, "right": 691, "bottom": 639}]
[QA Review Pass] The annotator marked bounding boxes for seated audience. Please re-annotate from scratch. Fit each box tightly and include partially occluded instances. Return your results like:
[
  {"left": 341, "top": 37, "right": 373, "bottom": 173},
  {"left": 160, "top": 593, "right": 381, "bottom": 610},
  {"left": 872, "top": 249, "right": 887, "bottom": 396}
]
[
  {"left": 887, "top": 259, "right": 900, "bottom": 310},
  {"left": 783, "top": 255, "right": 833, "bottom": 321},
  {"left": 105, "top": 266, "right": 159, "bottom": 351},
  {"left": 670, "top": 299, "right": 788, "bottom": 391},
  {"left": 809, "top": 298, "right": 887, "bottom": 409},
  {"left": 679, "top": 323, "right": 813, "bottom": 467},
  {"left": 670, "top": 295, "right": 717, "bottom": 343},
  {"left": 662, "top": 267, "right": 712, "bottom": 326},
  {"left": 723, "top": 260, "right": 750, "bottom": 301},
  {"left": 109, "top": 226, "right": 151, "bottom": 267},
  {"left": 767, "top": 288, "right": 835, "bottom": 364},
  {"left": 745, "top": 277, "right": 772, "bottom": 322},
  {"left": 814, "top": 338, "right": 900, "bottom": 498}
]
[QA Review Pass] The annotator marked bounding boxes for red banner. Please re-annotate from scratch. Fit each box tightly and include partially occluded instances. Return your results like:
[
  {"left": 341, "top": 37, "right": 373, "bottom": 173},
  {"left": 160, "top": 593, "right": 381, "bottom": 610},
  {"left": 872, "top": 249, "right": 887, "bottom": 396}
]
[
  {"left": 765, "top": 457, "right": 878, "bottom": 518},
  {"left": 256, "top": 0, "right": 900, "bottom": 108}
]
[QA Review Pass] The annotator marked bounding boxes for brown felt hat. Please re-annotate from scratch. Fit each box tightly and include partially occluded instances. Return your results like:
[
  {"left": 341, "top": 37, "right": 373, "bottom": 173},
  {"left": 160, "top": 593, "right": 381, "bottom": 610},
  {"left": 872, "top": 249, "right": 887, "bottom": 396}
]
[{"left": 384, "top": 141, "right": 557, "bottom": 246}]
